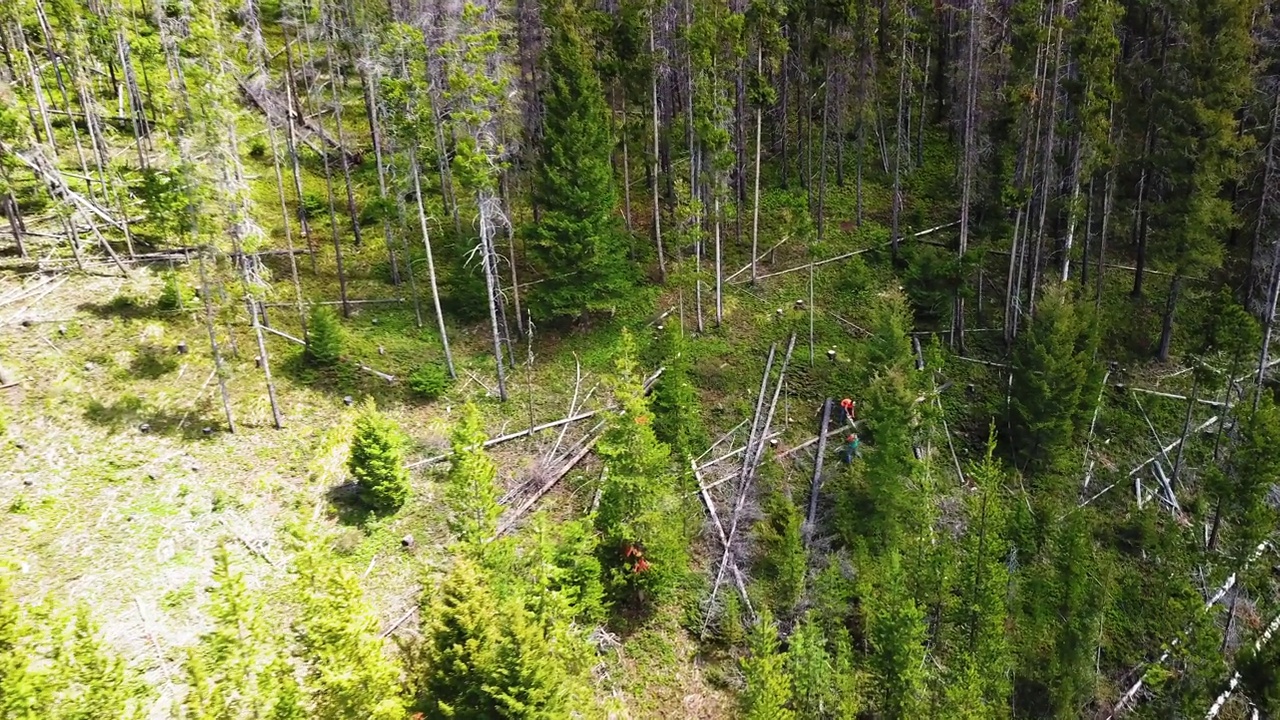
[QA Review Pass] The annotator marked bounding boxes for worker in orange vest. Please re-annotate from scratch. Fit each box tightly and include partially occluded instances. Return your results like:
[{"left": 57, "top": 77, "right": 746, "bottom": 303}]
[{"left": 840, "top": 398, "right": 856, "bottom": 424}]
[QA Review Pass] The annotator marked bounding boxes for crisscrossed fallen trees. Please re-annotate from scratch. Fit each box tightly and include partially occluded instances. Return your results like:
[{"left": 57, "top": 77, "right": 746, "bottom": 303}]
[
  {"left": 1107, "top": 540, "right": 1275, "bottom": 718},
  {"left": 406, "top": 368, "right": 664, "bottom": 470},
  {"left": 699, "top": 334, "right": 797, "bottom": 633}
]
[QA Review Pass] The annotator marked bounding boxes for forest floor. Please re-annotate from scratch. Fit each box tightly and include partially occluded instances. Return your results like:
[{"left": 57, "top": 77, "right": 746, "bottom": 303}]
[
  {"left": 0, "top": 108, "right": 1246, "bottom": 714},
  {"left": 0, "top": 242, "right": 1228, "bottom": 717}
]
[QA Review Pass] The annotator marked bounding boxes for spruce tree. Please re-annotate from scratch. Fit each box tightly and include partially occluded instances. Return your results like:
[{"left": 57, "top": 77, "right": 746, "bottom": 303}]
[
  {"left": 348, "top": 399, "right": 411, "bottom": 512},
  {"left": 951, "top": 427, "right": 1012, "bottom": 715},
  {"left": 647, "top": 324, "right": 707, "bottom": 462},
  {"left": 412, "top": 558, "right": 585, "bottom": 716},
  {"left": 291, "top": 548, "right": 404, "bottom": 720},
  {"left": 304, "top": 304, "right": 344, "bottom": 367},
  {"left": 1214, "top": 396, "right": 1280, "bottom": 556},
  {"left": 1008, "top": 285, "right": 1102, "bottom": 479},
  {"left": 595, "top": 329, "right": 689, "bottom": 605},
  {"left": 787, "top": 614, "right": 833, "bottom": 719},
  {"left": 183, "top": 544, "right": 277, "bottom": 719},
  {"left": 524, "top": 0, "right": 633, "bottom": 323},
  {"left": 444, "top": 403, "right": 503, "bottom": 546},
  {"left": 739, "top": 608, "right": 795, "bottom": 720},
  {"left": 867, "top": 551, "right": 927, "bottom": 719},
  {"left": 753, "top": 483, "right": 806, "bottom": 617}
]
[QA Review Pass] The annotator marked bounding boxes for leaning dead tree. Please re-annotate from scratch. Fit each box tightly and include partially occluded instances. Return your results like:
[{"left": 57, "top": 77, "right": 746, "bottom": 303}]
[{"left": 701, "top": 333, "right": 797, "bottom": 632}]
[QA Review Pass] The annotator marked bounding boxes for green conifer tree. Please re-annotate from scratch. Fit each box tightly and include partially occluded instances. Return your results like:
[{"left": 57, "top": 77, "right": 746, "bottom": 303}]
[
  {"left": 867, "top": 551, "right": 927, "bottom": 719},
  {"left": 753, "top": 483, "right": 806, "bottom": 617},
  {"left": 292, "top": 548, "right": 404, "bottom": 720},
  {"left": 595, "top": 329, "right": 689, "bottom": 604},
  {"left": 787, "top": 614, "right": 833, "bottom": 718},
  {"left": 412, "top": 558, "right": 586, "bottom": 717},
  {"left": 647, "top": 324, "right": 707, "bottom": 462},
  {"left": 1214, "top": 396, "right": 1280, "bottom": 556},
  {"left": 739, "top": 608, "right": 795, "bottom": 720},
  {"left": 1008, "top": 285, "right": 1102, "bottom": 479},
  {"left": 304, "top": 304, "right": 344, "bottom": 367},
  {"left": 524, "top": 0, "right": 633, "bottom": 323},
  {"left": 183, "top": 544, "right": 277, "bottom": 719},
  {"left": 950, "top": 426, "right": 1012, "bottom": 715},
  {"left": 444, "top": 403, "right": 503, "bottom": 545},
  {"left": 348, "top": 399, "right": 411, "bottom": 512}
]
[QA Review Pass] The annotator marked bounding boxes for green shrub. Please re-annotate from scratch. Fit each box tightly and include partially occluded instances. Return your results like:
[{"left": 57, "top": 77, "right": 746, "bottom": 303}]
[
  {"left": 348, "top": 399, "right": 410, "bottom": 512},
  {"left": 304, "top": 305, "right": 343, "bottom": 367},
  {"left": 408, "top": 363, "right": 451, "bottom": 400},
  {"left": 299, "top": 191, "right": 327, "bottom": 221},
  {"left": 247, "top": 137, "right": 267, "bottom": 158},
  {"left": 156, "top": 272, "right": 191, "bottom": 312}
]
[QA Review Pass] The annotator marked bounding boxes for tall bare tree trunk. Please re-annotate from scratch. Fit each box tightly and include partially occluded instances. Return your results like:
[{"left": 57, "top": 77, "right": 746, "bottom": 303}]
[
  {"left": 620, "top": 94, "right": 633, "bottom": 231},
  {"left": 889, "top": 25, "right": 908, "bottom": 261},
  {"left": 649, "top": 19, "right": 666, "bottom": 281},
  {"left": 266, "top": 115, "right": 308, "bottom": 334},
  {"left": 747, "top": 43, "right": 757, "bottom": 284},
  {"left": 322, "top": 26, "right": 363, "bottom": 247},
  {"left": 411, "top": 150, "right": 456, "bottom": 378},
  {"left": 954, "top": 0, "right": 979, "bottom": 353},
  {"left": 198, "top": 255, "right": 236, "bottom": 434},
  {"left": 282, "top": 39, "right": 316, "bottom": 270},
  {"left": 251, "top": 300, "right": 284, "bottom": 429},
  {"left": 479, "top": 191, "right": 509, "bottom": 401},
  {"left": 364, "top": 66, "right": 401, "bottom": 284}
]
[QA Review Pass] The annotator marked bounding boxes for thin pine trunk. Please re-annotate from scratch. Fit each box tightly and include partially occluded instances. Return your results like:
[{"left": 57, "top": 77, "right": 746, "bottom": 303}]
[
  {"left": 750, "top": 44, "right": 763, "bottom": 285},
  {"left": 714, "top": 189, "right": 723, "bottom": 327},
  {"left": 3, "top": 191, "right": 27, "bottom": 258},
  {"left": 251, "top": 300, "right": 283, "bottom": 430},
  {"left": 621, "top": 94, "right": 633, "bottom": 231},
  {"left": 954, "top": 0, "right": 978, "bottom": 352},
  {"left": 1096, "top": 149, "right": 1117, "bottom": 311},
  {"left": 283, "top": 40, "right": 317, "bottom": 270},
  {"left": 323, "top": 35, "right": 362, "bottom": 248},
  {"left": 33, "top": 0, "right": 93, "bottom": 197},
  {"left": 889, "top": 26, "right": 908, "bottom": 261},
  {"left": 479, "top": 192, "right": 508, "bottom": 401},
  {"left": 1131, "top": 122, "right": 1156, "bottom": 299},
  {"left": 364, "top": 66, "right": 401, "bottom": 284},
  {"left": 411, "top": 150, "right": 456, "bottom": 378},
  {"left": 1156, "top": 274, "right": 1181, "bottom": 361},
  {"left": 1027, "top": 26, "right": 1064, "bottom": 319},
  {"left": 198, "top": 255, "right": 236, "bottom": 434},
  {"left": 265, "top": 112, "right": 308, "bottom": 335},
  {"left": 816, "top": 54, "right": 830, "bottom": 244},
  {"left": 499, "top": 166, "right": 524, "bottom": 338},
  {"left": 650, "top": 19, "right": 666, "bottom": 280}
]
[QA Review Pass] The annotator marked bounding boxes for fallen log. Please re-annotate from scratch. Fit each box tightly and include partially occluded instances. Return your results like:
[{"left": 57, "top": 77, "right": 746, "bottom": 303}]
[
  {"left": 804, "top": 399, "right": 833, "bottom": 545},
  {"left": 494, "top": 438, "right": 598, "bottom": 537},
  {"left": 406, "top": 368, "right": 664, "bottom": 469},
  {"left": 258, "top": 325, "right": 398, "bottom": 383},
  {"left": 732, "top": 221, "right": 959, "bottom": 284},
  {"left": 693, "top": 459, "right": 755, "bottom": 615}
]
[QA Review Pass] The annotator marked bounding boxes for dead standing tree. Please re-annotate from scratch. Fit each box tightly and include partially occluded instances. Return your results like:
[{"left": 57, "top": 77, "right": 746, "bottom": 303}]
[{"left": 439, "top": 0, "right": 518, "bottom": 401}]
